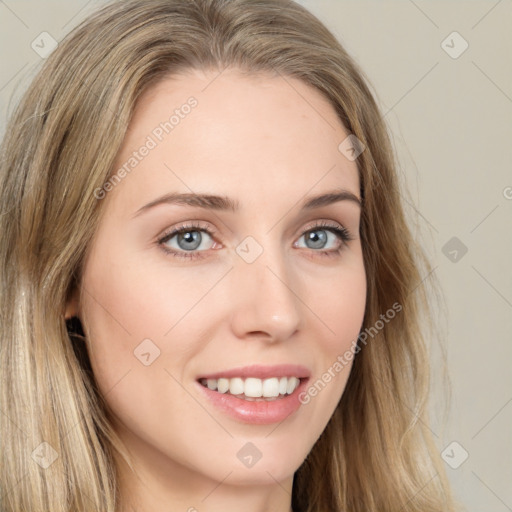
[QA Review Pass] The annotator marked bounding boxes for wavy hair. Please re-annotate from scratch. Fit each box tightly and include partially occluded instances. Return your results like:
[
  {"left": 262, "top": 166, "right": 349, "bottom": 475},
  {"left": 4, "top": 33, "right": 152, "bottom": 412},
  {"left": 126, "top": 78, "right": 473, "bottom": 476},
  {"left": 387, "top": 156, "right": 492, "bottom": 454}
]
[{"left": 0, "top": 0, "right": 455, "bottom": 510}]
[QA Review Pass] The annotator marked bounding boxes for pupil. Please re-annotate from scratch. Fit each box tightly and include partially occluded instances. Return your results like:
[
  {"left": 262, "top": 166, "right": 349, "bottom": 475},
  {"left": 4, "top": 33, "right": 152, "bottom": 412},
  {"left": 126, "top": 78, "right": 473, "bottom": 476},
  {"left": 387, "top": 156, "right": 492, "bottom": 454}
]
[
  {"left": 179, "top": 231, "right": 201, "bottom": 250},
  {"left": 308, "top": 230, "right": 326, "bottom": 249}
]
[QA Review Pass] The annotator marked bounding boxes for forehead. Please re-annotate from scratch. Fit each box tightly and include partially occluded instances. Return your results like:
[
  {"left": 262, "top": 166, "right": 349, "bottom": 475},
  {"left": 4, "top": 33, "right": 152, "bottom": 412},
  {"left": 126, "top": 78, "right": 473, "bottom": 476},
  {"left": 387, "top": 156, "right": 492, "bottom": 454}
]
[{"left": 108, "top": 68, "right": 360, "bottom": 213}]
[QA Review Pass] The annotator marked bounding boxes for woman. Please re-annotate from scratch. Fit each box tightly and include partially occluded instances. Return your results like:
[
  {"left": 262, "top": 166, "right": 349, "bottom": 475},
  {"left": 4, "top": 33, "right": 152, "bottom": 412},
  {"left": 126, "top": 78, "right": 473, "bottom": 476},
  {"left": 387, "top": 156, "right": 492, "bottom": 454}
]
[{"left": 0, "top": 0, "right": 456, "bottom": 511}]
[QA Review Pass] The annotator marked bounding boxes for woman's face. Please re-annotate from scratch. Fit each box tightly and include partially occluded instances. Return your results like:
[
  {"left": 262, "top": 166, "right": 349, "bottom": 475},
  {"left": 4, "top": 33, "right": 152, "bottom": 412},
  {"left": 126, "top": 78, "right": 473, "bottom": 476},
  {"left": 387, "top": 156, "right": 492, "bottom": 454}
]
[{"left": 72, "top": 68, "right": 366, "bottom": 502}]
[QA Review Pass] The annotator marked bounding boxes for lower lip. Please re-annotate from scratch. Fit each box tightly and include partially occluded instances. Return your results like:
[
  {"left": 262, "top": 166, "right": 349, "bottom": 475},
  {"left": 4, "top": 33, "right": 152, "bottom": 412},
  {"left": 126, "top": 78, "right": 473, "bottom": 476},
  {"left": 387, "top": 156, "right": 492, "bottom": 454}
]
[{"left": 195, "top": 378, "right": 309, "bottom": 425}]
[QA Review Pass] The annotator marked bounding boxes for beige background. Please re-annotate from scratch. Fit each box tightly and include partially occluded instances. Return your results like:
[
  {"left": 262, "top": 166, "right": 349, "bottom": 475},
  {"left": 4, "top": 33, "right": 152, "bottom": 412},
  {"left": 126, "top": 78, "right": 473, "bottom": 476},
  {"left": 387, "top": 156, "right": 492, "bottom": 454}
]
[{"left": 1, "top": 1, "right": 511, "bottom": 510}]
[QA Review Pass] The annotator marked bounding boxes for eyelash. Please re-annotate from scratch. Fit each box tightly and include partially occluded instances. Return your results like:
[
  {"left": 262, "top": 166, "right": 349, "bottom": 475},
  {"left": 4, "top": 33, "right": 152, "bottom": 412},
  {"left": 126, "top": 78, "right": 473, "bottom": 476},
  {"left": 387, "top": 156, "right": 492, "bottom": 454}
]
[{"left": 156, "top": 220, "right": 354, "bottom": 261}]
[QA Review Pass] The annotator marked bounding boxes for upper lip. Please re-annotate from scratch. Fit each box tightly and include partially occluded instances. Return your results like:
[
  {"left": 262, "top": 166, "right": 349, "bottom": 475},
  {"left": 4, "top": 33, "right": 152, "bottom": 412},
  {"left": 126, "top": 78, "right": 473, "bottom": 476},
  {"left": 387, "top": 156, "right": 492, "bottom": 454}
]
[{"left": 196, "top": 364, "right": 311, "bottom": 381}]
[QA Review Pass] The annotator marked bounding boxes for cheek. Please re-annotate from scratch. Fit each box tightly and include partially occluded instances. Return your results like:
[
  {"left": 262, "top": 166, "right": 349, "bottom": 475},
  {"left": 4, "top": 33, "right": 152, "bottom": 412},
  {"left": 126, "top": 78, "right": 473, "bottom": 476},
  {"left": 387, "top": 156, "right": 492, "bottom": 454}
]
[
  {"left": 299, "top": 256, "right": 366, "bottom": 402},
  {"left": 309, "top": 257, "right": 367, "bottom": 350},
  {"left": 79, "top": 248, "right": 231, "bottom": 389}
]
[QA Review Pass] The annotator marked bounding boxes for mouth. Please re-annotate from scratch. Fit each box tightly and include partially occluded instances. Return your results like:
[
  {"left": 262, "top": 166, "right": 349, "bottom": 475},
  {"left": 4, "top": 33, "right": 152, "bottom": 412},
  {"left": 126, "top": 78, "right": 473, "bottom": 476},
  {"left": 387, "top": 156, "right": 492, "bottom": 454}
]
[
  {"left": 194, "top": 364, "right": 311, "bottom": 424},
  {"left": 197, "top": 376, "right": 306, "bottom": 402}
]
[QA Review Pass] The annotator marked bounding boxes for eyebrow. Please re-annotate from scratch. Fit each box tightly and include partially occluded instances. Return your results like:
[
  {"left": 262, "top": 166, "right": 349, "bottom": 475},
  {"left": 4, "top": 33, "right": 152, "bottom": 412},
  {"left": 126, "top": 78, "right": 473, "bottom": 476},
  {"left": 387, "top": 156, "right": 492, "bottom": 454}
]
[{"left": 132, "top": 188, "right": 361, "bottom": 218}]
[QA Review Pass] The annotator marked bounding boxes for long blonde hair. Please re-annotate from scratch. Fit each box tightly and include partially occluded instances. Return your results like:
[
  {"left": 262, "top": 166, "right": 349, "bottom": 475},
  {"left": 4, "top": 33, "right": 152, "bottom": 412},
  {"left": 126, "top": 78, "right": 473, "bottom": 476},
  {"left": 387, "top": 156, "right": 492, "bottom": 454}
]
[{"left": 0, "top": 0, "right": 455, "bottom": 510}]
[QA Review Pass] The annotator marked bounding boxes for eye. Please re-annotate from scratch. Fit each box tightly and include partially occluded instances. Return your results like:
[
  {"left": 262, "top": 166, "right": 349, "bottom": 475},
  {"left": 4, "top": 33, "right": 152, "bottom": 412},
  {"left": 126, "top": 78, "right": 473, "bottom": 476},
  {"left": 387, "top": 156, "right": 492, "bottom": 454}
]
[
  {"left": 294, "top": 221, "right": 353, "bottom": 257},
  {"left": 156, "top": 220, "right": 354, "bottom": 260},
  {"left": 157, "top": 221, "right": 217, "bottom": 260}
]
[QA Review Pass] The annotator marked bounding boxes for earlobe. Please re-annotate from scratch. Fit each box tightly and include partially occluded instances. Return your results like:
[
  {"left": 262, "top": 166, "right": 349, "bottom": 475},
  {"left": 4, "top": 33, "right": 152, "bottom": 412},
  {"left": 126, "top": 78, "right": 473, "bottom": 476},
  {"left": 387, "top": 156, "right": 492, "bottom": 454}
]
[{"left": 64, "top": 287, "right": 80, "bottom": 320}]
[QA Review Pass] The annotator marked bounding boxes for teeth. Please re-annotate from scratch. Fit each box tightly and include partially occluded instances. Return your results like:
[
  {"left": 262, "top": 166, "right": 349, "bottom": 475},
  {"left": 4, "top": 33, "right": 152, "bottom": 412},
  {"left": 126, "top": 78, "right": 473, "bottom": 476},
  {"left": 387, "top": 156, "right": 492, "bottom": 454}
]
[
  {"left": 278, "top": 376, "right": 288, "bottom": 395},
  {"left": 286, "top": 377, "right": 298, "bottom": 394},
  {"left": 245, "top": 377, "right": 263, "bottom": 397},
  {"left": 230, "top": 377, "right": 244, "bottom": 395},
  {"left": 199, "top": 376, "right": 301, "bottom": 398},
  {"left": 262, "top": 377, "right": 280, "bottom": 397},
  {"left": 217, "top": 378, "right": 230, "bottom": 393}
]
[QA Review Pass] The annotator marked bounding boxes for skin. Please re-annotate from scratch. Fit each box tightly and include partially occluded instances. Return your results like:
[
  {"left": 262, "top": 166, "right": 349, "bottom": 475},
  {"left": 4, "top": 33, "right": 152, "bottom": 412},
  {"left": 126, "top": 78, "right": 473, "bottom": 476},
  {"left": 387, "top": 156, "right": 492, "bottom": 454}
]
[{"left": 66, "top": 68, "right": 367, "bottom": 512}]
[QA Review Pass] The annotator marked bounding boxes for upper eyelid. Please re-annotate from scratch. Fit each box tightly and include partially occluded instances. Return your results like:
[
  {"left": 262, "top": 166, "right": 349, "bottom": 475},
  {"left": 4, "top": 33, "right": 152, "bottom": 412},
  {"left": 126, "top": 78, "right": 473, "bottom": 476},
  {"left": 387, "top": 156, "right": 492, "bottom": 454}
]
[
  {"left": 157, "top": 219, "right": 352, "bottom": 244},
  {"left": 158, "top": 221, "right": 217, "bottom": 240}
]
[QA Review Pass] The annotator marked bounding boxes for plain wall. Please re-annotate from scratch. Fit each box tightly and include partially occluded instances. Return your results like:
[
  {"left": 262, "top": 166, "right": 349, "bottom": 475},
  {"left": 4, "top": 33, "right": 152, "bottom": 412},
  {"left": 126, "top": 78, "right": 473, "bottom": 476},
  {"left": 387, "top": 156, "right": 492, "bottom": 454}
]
[{"left": 0, "top": 1, "right": 511, "bottom": 510}]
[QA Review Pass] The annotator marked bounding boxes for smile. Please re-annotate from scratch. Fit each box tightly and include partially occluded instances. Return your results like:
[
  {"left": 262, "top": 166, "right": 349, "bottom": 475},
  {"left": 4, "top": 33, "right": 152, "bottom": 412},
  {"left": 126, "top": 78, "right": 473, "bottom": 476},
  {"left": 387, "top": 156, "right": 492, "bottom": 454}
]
[{"left": 198, "top": 376, "right": 302, "bottom": 401}]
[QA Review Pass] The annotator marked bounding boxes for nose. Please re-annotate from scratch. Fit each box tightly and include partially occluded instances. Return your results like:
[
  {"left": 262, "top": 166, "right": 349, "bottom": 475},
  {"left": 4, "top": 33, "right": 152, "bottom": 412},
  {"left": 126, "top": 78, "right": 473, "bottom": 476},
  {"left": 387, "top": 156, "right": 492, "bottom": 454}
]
[{"left": 229, "top": 242, "right": 302, "bottom": 342}]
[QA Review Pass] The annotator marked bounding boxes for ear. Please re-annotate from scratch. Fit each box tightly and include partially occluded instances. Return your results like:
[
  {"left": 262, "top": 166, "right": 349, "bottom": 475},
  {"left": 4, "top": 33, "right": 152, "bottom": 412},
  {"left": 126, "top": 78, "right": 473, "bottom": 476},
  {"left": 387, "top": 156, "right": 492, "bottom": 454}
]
[{"left": 65, "top": 286, "right": 80, "bottom": 320}]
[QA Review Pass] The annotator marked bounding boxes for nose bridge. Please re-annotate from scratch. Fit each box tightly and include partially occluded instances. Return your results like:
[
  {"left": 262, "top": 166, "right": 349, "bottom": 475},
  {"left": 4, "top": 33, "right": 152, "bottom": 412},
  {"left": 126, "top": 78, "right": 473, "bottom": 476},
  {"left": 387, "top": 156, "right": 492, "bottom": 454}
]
[{"left": 230, "top": 234, "right": 302, "bottom": 339}]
